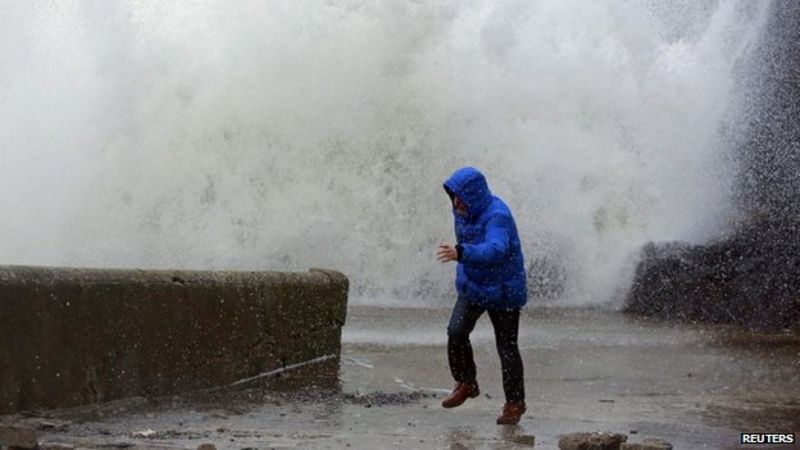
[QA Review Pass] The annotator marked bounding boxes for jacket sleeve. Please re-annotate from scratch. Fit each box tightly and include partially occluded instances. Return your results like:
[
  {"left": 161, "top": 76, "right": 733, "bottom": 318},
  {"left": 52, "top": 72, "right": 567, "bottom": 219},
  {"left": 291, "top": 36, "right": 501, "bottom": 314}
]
[{"left": 460, "top": 214, "right": 511, "bottom": 264}]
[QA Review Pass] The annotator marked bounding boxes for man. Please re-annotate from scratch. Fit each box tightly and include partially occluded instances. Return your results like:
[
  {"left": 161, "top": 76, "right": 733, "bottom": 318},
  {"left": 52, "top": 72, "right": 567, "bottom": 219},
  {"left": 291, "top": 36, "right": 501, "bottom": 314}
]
[{"left": 436, "top": 166, "right": 528, "bottom": 425}]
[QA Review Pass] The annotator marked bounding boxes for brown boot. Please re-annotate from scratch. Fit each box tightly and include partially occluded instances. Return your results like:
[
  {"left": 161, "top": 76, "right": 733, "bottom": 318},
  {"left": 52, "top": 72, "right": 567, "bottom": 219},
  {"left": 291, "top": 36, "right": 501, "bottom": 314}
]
[
  {"left": 496, "top": 401, "right": 526, "bottom": 425},
  {"left": 441, "top": 381, "right": 480, "bottom": 408}
]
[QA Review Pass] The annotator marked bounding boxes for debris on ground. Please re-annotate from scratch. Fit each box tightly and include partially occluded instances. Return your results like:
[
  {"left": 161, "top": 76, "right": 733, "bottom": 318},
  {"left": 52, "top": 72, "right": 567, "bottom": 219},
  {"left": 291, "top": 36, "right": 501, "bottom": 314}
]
[{"left": 558, "top": 431, "right": 628, "bottom": 450}]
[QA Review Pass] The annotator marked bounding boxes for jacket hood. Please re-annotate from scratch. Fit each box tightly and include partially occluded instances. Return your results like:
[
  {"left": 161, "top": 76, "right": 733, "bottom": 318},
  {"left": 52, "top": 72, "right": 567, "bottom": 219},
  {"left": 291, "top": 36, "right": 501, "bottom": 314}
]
[{"left": 443, "top": 167, "right": 492, "bottom": 218}]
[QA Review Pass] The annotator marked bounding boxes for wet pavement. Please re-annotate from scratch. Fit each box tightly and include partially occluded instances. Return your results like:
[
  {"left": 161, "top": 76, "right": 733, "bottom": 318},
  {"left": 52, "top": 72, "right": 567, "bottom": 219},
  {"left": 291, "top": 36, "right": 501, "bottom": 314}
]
[{"left": 3, "top": 306, "right": 800, "bottom": 449}]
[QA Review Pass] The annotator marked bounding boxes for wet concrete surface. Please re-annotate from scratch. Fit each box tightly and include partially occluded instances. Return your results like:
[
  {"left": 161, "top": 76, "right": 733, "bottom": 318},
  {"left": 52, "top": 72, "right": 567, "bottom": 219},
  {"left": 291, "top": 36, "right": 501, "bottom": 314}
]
[{"left": 3, "top": 306, "right": 799, "bottom": 449}]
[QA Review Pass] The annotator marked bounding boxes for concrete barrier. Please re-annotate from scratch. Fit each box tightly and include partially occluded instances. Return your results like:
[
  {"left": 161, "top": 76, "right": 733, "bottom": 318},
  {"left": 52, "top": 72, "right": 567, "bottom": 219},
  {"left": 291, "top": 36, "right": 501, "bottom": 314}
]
[{"left": 0, "top": 265, "right": 348, "bottom": 415}]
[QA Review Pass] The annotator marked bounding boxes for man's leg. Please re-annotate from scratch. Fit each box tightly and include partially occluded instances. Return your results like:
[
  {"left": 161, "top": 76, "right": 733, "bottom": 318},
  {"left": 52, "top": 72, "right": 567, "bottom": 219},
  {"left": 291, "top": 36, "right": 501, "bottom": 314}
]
[
  {"left": 442, "top": 296, "right": 485, "bottom": 408},
  {"left": 447, "top": 296, "right": 485, "bottom": 383},
  {"left": 488, "top": 307, "right": 525, "bottom": 403}
]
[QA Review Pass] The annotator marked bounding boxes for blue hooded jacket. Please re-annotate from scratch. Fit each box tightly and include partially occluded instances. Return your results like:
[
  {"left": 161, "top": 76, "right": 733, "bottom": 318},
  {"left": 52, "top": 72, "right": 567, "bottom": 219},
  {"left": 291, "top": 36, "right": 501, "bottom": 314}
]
[{"left": 444, "top": 167, "right": 527, "bottom": 309}]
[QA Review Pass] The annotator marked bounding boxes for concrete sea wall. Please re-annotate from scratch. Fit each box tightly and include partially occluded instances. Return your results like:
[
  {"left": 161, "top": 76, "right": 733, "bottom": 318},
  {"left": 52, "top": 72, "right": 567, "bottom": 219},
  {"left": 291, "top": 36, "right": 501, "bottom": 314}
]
[{"left": 0, "top": 265, "right": 348, "bottom": 415}]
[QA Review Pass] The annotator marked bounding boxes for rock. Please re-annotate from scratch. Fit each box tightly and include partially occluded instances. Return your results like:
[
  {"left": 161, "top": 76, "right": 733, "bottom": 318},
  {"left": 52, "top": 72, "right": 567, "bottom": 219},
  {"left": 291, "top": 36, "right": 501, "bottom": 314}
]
[
  {"left": 621, "top": 438, "right": 673, "bottom": 450},
  {"left": 624, "top": 234, "right": 800, "bottom": 331},
  {"left": 0, "top": 425, "right": 38, "bottom": 449},
  {"left": 18, "top": 419, "right": 70, "bottom": 433},
  {"left": 558, "top": 432, "right": 627, "bottom": 450},
  {"left": 623, "top": 1, "right": 800, "bottom": 333},
  {"left": 197, "top": 444, "right": 217, "bottom": 450},
  {"left": 131, "top": 429, "right": 156, "bottom": 438},
  {"left": 38, "top": 444, "right": 74, "bottom": 450},
  {"left": 511, "top": 434, "right": 536, "bottom": 446}
]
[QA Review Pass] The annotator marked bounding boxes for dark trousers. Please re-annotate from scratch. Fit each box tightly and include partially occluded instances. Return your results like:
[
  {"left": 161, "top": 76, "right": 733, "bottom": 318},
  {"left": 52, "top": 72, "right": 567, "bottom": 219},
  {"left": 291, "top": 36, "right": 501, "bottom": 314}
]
[{"left": 447, "top": 296, "right": 525, "bottom": 402}]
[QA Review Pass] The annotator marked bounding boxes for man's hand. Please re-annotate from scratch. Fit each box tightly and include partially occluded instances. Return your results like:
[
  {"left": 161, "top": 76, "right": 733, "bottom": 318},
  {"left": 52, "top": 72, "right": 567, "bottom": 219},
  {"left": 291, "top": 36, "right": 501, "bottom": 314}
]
[{"left": 437, "top": 243, "right": 459, "bottom": 263}]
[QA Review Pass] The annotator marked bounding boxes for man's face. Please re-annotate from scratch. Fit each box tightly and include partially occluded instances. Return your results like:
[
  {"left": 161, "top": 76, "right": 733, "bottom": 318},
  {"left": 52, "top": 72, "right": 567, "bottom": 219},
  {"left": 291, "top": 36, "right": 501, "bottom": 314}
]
[{"left": 453, "top": 196, "right": 467, "bottom": 215}]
